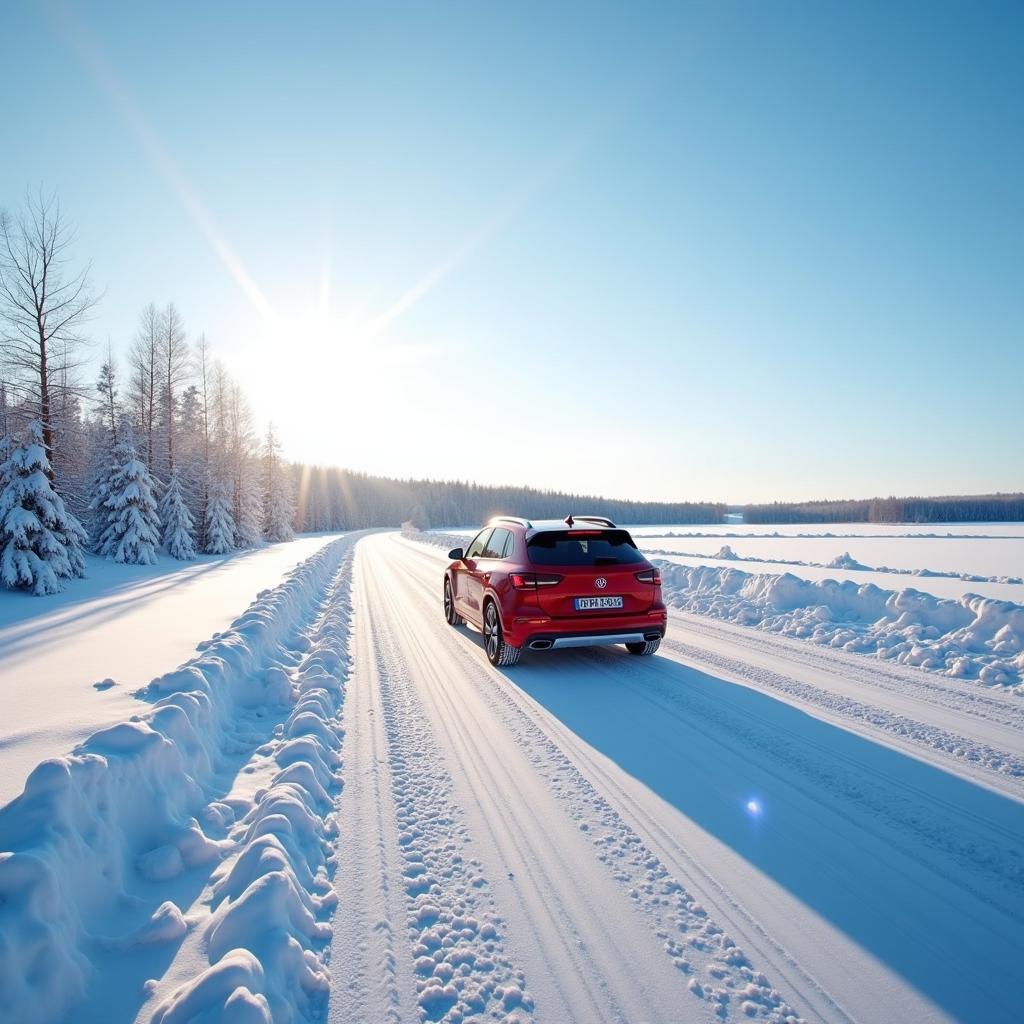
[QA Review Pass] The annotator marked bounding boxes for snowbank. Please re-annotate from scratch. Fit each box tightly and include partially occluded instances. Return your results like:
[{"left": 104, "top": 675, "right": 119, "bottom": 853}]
[
  {"left": 656, "top": 561, "right": 1024, "bottom": 692},
  {"left": 0, "top": 536, "right": 356, "bottom": 1024}
]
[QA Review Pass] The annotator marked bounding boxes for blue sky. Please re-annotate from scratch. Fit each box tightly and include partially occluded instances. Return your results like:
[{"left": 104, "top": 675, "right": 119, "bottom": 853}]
[{"left": 3, "top": 1, "right": 1022, "bottom": 503}]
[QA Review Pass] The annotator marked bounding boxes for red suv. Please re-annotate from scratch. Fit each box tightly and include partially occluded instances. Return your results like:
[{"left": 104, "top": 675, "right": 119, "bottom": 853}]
[{"left": 443, "top": 515, "right": 666, "bottom": 666}]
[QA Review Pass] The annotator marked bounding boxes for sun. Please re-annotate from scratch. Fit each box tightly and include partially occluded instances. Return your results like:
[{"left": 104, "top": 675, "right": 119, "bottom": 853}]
[{"left": 235, "top": 303, "right": 434, "bottom": 473}]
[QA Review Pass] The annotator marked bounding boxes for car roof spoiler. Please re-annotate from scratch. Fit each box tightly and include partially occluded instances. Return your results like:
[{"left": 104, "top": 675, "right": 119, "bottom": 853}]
[{"left": 565, "top": 514, "right": 616, "bottom": 528}]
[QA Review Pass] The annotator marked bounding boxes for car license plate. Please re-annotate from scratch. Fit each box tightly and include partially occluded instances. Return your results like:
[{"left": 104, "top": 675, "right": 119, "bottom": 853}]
[{"left": 574, "top": 596, "right": 623, "bottom": 610}]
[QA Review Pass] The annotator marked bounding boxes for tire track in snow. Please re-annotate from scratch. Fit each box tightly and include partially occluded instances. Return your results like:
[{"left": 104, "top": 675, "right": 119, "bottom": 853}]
[
  {"left": 332, "top": 540, "right": 537, "bottom": 1024},
  {"left": 392, "top": 535, "right": 808, "bottom": 1023},
  {"left": 377, "top": 561, "right": 677, "bottom": 1023},
  {"left": 328, "top": 551, "right": 408, "bottom": 1024}
]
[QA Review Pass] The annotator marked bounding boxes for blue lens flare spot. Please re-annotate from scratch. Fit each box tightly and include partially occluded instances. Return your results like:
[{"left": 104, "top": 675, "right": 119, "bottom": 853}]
[{"left": 746, "top": 799, "right": 763, "bottom": 817}]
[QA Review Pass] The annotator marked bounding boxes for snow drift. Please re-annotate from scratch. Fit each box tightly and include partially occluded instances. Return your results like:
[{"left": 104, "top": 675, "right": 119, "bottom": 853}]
[
  {"left": 656, "top": 560, "right": 1024, "bottom": 691},
  {"left": 0, "top": 535, "right": 356, "bottom": 1024}
]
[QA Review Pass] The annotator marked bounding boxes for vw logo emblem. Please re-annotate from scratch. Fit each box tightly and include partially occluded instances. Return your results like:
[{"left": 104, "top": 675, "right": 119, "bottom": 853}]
[{"left": 595, "top": 577, "right": 608, "bottom": 589}]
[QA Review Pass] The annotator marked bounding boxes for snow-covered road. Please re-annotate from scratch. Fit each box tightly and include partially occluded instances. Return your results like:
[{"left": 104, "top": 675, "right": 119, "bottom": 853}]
[
  {"left": 2, "top": 531, "right": 1022, "bottom": 1024},
  {"left": 330, "top": 535, "right": 1024, "bottom": 1024}
]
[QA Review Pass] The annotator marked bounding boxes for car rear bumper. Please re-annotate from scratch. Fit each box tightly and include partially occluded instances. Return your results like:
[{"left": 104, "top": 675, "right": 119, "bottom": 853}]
[
  {"left": 524, "top": 629, "right": 664, "bottom": 651},
  {"left": 504, "top": 607, "right": 667, "bottom": 650}
]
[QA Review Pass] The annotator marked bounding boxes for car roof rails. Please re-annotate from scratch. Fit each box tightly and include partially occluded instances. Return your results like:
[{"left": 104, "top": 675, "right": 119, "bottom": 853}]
[
  {"left": 489, "top": 515, "right": 533, "bottom": 528},
  {"left": 565, "top": 514, "right": 616, "bottom": 528}
]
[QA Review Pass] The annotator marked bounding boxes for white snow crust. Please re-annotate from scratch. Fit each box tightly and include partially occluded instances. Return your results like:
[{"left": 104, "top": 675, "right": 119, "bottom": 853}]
[{"left": 657, "top": 560, "right": 1024, "bottom": 691}]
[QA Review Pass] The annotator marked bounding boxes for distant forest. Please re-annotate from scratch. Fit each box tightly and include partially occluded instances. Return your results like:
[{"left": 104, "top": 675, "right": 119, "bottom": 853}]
[
  {"left": 290, "top": 467, "right": 726, "bottom": 530},
  {"left": 290, "top": 467, "right": 1024, "bottom": 529},
  {"left": 743, "top": 493, "right": 1024, "bottom": 525}
]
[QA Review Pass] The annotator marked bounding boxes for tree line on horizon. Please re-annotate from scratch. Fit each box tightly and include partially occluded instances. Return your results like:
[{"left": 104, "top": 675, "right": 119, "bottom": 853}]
[
  {"left": 743, "top": 494, "right": 1024, "bottom": 524},
  {"left": 290, "top": 471, "right": 1024, "bottom": 530},
  {"left": 291, "top": 467, "right": 726, "bottom": 532}
]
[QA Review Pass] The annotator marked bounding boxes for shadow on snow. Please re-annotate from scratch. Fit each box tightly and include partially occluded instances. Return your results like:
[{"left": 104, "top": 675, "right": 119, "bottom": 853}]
[{"left": 501, "top": 645, "right": 1024, "bottom": 1024}]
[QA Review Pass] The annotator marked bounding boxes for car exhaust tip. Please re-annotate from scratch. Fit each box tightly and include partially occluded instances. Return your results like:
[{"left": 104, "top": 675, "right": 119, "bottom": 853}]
[{"left": 529, "top": 639, "right": 553, "bottom": 650}]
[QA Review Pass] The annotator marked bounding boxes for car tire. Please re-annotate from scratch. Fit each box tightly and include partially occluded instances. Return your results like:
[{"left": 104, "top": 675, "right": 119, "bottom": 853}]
[
  {"left": 444, "top": 578, "right": 464, "bottom": 626},
  {"left": 626, "top": 639, "right": 661, "bottom": 656},
  {"left": 484, "top": 600, "right": 520, "bottom": 667}
]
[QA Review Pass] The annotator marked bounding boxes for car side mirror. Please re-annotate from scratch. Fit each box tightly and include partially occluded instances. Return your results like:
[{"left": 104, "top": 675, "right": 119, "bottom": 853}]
[{"left": 448, "top": 548, "right": 464, "bottom": 561}]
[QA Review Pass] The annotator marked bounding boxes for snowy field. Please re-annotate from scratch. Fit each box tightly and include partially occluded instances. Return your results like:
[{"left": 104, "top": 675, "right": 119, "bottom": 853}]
[
  {"left": 629, "top": 522, "right": 1024, "bottom": 601},
  {"left": 2, "top": 529, "right": 1023, "bottom": 1024},
  {"left": 0, "top": 534, "right": 344, "bottom": 808}
]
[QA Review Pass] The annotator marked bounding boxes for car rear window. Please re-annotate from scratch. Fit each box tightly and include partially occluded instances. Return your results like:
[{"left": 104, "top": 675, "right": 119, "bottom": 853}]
[{"left": 526, "top": 530, "right": 646, "bottom": 566}]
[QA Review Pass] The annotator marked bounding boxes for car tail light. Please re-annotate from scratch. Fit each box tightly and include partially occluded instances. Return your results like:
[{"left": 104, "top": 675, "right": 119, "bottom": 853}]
[
  {"left": 510, "top": 572, "right": 564, "bottom": 589},
  {"left": 635, "top": 568, "right": 661, "bottom": 585}
]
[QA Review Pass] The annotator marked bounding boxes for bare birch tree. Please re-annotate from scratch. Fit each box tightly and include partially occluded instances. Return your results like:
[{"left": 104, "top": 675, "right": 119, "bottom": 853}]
[
  {"left": 194, "top": 334, "right": 212, "bottom": 468},
  {"left": 0, "top": 191, "right": 97, "bottom": 475},
  {"left": 191, "top": 334, "right": 214, "bottom": 547},
  {"left": 0, "top": 378, "right": 9, "bottom": 437},
  {"left": 128, "top": 303, "right": 161, "bottom": 469},
  {"left": 159, "top": 302, "right": 189, "bottom": 476}
]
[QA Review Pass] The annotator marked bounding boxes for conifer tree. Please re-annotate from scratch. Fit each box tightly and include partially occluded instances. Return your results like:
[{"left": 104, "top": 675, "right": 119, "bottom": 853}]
[
  {"left": 159, "top": 466, "right": 197, "bottom": 560},
  {"left": 95, "top": 435, "right": 161, "bottom": 564},
  {"left": 0, "top": 420, "right": 88, "bottom": 595},
  {"left": 86, "top": 355, "right": 122, "bottom": 552},
  {"left": 85, "top": 441, "right": 118, "bottom": 553},
  {"left": 234, "top": 470, "right": 263, "bottom": 548},
  {"left": 262, "top": 423, "right": 295, "bottom": 542},
  {"left": 204, "top": 473, "right": 235, "bottom": 554}
]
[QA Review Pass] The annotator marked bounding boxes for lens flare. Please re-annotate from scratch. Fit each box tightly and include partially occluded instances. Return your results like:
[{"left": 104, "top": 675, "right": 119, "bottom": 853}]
[{"left": 746, "top": 799, "right": 763, "bottom": 817}]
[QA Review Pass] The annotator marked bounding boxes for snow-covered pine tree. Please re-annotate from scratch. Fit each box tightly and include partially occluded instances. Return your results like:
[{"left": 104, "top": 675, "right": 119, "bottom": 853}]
[
  {"left": 204, "top": 472, "right": 235, "bottom": 554},
  {"left": 177, "top": 382, "right": 206, "bottom": 541},
  {"left": 234, "top": 470, "right": 263, "bottom": 548},
  {"left": 85, "top": 436, "right": 119, "bottom": 553},
  {"left": 159, "top": 466, "right": 197, "bottom": 559},
  {"left": 0, "top": 420, "right": 88, "bottom": 595},
  {"left": 95, "top": 435, "right": 162, "bottom": 564},
  {"left": 262, "top": 423, "right": 295, "bottom": 542},
  {"left": 86, "top": 354, "right": 122, "bottom": 552}
]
